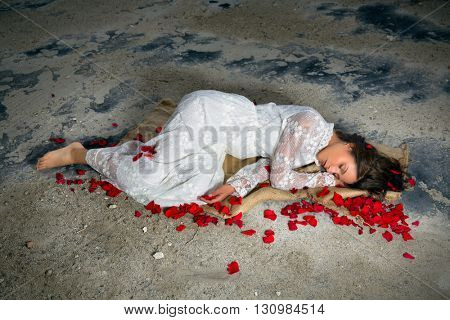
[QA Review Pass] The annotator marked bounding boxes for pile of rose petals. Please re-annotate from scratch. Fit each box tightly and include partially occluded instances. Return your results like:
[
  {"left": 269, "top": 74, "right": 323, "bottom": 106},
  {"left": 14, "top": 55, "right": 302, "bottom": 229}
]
[{"left": 54, "top": 169, "right": 418, "bottom": 274}]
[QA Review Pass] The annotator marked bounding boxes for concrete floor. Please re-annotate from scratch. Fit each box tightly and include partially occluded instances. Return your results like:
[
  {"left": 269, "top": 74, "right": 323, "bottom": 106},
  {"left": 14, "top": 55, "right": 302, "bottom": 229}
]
[{"left": 0, "top": 0, "right": 449, "bottom": 299}]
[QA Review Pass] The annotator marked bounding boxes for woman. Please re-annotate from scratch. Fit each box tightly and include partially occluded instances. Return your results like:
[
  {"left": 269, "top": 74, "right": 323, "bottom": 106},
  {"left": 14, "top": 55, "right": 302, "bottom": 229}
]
[{"left": 36, "top": 90, "right": 409, "bottom": 207}]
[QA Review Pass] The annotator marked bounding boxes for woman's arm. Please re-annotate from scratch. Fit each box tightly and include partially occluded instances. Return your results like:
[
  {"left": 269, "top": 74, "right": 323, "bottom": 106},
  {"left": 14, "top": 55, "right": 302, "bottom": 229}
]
[
  {"left": 225, "top": 157, "right": 271, "bottom": 198},
  {"left": 269, "top": 111, "right": 337, "bottom": 190}
]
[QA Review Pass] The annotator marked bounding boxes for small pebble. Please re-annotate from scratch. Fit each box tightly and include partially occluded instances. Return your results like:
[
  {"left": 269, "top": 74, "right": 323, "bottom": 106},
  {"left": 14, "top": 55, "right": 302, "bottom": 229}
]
[
  {"left": 276, "top": 291, "right": 281, "bottom": 296},
  {"left": 153, "top": 251, "right": 164, "bottom": 260},
  {"left": 254, "top": 291, "right": 258, "bottom": 296},
  {"left": 108, "top": 204, "right": 117, "bottom": 209},
  {"left": 24, "top": 191, "right": 29, "bottom": 195},
  {"left": 26, "top": 240, "right": 34, "bottom": 249},
  {"left": 167, "top": 242, "right": 172, "bottom": 247},
  {"left": 142, "top": 226, "right": 147, "bottom": 233},
  {"left": 45, "top": 269, "right": 53, "bottom": 276},
  {"left": 104, "top": 197, "right": 109, "bottom": 200}
]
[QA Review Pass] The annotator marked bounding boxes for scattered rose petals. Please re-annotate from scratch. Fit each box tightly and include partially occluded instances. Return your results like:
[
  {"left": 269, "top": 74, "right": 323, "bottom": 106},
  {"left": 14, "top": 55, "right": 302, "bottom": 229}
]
[
  {"left": 155, "top": 126, "right": 162, "bottom": 133},
  {"left": 227, "top": 261, "right": 240, "bottom": 274},
  {"left": 241, "top": 229, "right": 256, "bottom": 236},
  {"left": 263, "top": 209, "right": 277, "bottom": 221},
  {"left": 411, "top": 220, "right": 420, "bottom": 226},
  {"left": 408, "top": 177, "right": 416, "bottom": 187},
  {"left": 303, "top": 215, "right": 318, "bottom": 227},
  {"left": 264, "top": 165, "right": 271, "bottom": 173},
  {"left": 176, "top": 224, "right": 186, "bottom": 232},
  {"left": 225, "top": 212, "right": 243, "bottom": 228},
  {"left": 134, "top": 210, "right": 142, "bottom": 218},
  {"left": 112, "top": 122, "right": 118, "bottom": 128},
  {"left": 145, "top": 200, "right": 162, "bottom": 214},
  {"left": 403, "top": 252, "right": 415, "bottom": 260},
  {"left": 290, "top": 187, "right": 298, "bottom": 194}
]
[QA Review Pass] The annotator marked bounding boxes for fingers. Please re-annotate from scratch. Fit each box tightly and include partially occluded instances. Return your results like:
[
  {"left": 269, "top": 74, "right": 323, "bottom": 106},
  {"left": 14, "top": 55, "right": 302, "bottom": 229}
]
[{"left": 198, "top": 193, "right": 226, "bottom": 204}]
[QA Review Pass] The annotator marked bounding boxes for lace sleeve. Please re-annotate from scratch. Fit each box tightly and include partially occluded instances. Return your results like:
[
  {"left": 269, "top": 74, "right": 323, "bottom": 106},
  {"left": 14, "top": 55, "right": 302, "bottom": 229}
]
[
  {"left": 225, "top": 158, "right": 270, "bottom": 198},
  {"left": 269, "top": 111, "right": 337, "bottom": 190}
]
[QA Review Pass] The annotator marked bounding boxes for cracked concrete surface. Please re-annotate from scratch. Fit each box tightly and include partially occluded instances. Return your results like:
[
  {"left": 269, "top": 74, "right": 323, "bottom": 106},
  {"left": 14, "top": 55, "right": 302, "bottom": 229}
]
[{"left": 0, "top": 0, "right": 449, "bottom": 299}]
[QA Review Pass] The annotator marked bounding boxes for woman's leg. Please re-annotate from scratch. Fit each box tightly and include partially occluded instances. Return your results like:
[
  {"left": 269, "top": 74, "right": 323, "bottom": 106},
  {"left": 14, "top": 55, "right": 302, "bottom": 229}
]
[{"left": 36, "top": 141, "right": 88, "bottom": 170}]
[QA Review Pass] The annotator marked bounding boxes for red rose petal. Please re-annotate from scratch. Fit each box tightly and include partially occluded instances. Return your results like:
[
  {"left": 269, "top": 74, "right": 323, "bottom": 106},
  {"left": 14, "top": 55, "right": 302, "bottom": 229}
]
[
  {"left": 408, "top": 177, "right": 416, "bottom": 187},
  {"left": 49, "top": 137, "right": 66, "bottom": 144},
  {"left": 220, "top": 205, "right": 231, "bottom": 215},
  {"left": 411, "top": 220, "right": 420, "bottom": 226},
  {"left": 389, "top": 169, "right": 401, "bottom": 175},
  {"left": 288, "top": 220, "right": 298, "bottom": 231},
  {"left": 382, "top": 230, "right": 393, "bottom": 242},
  {"left": 402, "top": 232, "right": 414, "bottom": 241},
  {"left": 241, "top": 229, "right": 256, "bottom": 236},
  {"left": 112, "top": 122, "right": 118, "bottom": 128},
  {"left": 332, "top": 192, "right": 345, "bottom": 206},
  {"left": 290, "top": 187, "right": 298, "bottom": 194},
  {"left": 403, "top": 252, "right": 415, "bottom": 260},
  {"left": 75, "top": 169, "right": 86, "bottom": 175},
  {"left": 229, "top": 196, "right": 242, "bottom": 205},
  {"left": 134, "top": 210, "right": 142, "bottom": 218},
  {"left": 132, "top": 152, "right": 143, "bottom": 161},
  {"left": 264, "top": 229, "right": 274, "bottom": 236},
  {"left": 316, "top": 186, "right": 330, "bottom": 197},
  {"left": 176, "top": 224, "right": 186, "bottom": 232},
  {"left": 155, "top": 126, "right": 162, "bottom": 133},
  {"left": 258, "top": 182, "right": 270, "bottom": 188},
  {"left": 263, "top": 209, "right": 277, "bottom": 221},
  {"left": 134, "top": 133, "right": 144, "bottom": 142},
  {"left": 262, "top": 234, "right": 274, "bottom": 244},
  {"left": 264, "top": 165, "right": 271, "bottom": 173},
  {"left": 227, "top": 261, "right": 240, "bottom": 274}
]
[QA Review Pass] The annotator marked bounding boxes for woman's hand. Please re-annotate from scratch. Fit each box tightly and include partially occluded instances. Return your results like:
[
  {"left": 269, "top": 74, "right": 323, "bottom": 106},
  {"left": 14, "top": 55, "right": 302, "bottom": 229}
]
[{"left": 198, "top": 184, "right": 236, "bottom": 204}]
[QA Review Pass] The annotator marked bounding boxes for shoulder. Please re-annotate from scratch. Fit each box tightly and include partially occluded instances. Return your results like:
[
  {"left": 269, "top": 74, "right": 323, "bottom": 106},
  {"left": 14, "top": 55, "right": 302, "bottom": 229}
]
[{"left": 286, "top": 108, "right": 328, "bottom": 128}]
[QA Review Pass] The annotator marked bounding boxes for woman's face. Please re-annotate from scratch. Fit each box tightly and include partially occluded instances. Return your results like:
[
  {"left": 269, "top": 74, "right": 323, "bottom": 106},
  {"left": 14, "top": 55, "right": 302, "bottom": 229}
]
[{"left": 316, "top": 141, "right": 358, "bottom": 186}]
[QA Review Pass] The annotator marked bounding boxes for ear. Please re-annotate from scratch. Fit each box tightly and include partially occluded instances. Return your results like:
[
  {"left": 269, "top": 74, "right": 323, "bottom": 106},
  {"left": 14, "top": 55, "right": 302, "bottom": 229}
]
[{"left": 344, "top": 142, "right": 355, "bottom": 151}]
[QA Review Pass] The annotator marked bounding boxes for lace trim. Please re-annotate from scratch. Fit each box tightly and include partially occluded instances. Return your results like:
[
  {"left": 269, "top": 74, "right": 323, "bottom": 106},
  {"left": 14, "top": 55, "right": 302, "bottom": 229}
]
[{"left": 314, "top": 123, "right": 335, "bottom": 167}]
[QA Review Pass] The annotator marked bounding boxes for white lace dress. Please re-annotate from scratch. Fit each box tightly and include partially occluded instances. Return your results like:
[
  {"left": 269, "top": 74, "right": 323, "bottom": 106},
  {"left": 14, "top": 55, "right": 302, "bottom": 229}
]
[{"left": 85, "top": 90, "right": 336, "bottom": 207}]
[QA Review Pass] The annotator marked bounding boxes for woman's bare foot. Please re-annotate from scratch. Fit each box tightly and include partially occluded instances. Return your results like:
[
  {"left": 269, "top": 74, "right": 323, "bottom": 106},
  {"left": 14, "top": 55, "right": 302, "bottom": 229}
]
[{"left": 36, "top": 142, "right": 86, "bottom": 170}]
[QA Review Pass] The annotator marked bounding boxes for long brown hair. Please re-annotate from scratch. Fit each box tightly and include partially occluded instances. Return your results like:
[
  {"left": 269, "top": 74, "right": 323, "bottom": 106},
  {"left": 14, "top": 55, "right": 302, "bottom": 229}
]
[{"left": 334, "top": 130, "right": 413, "bottom": 200}]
